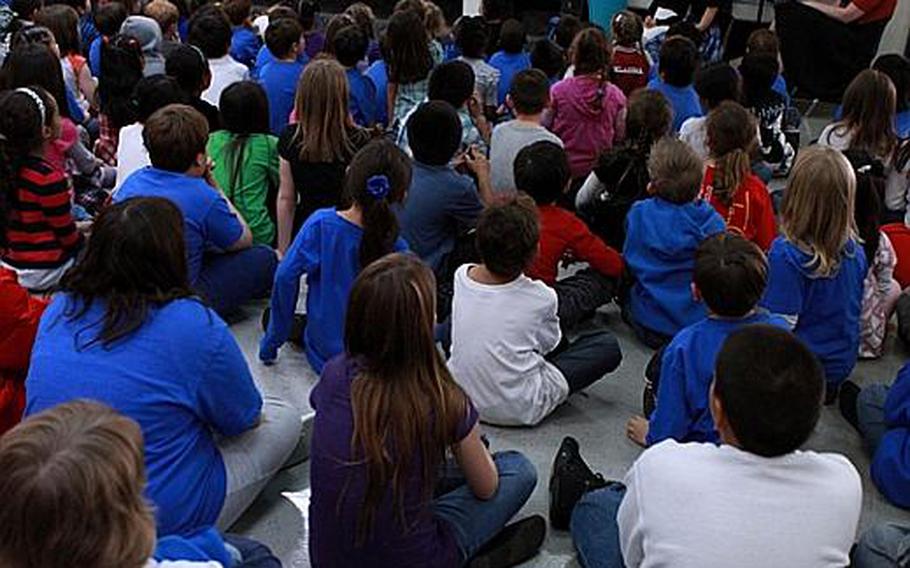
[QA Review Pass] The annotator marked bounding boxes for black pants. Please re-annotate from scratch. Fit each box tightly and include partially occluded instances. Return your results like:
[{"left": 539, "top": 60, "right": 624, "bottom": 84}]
[
  {"left": 642, "top": 347, "right": 665, "bottom": 417},
  {"left": 776, "top": 2, "right": 887, "bottom": 102},
  {"left": 436, "top": 232, "right": 480, "bottom": 322},
  {"left": 546, "top": 330, "right": 623, "bottom": 394},
  {"left": 554, "top": 269, "right": 616, "bottom": 331}
]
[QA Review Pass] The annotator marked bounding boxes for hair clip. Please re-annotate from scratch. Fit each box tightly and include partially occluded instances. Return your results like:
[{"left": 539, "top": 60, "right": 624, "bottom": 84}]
[
  {"left": 366, "top": 174, "right": 390, "bottom": 200},
  {"left": 15, "top": 88, "right": 46, "bottom": 124}
]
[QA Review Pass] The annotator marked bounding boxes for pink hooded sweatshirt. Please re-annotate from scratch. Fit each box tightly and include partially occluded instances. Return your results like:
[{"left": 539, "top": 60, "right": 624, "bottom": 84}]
[{"left": 547, "top": 74, "right": 627, "bottom": 180}]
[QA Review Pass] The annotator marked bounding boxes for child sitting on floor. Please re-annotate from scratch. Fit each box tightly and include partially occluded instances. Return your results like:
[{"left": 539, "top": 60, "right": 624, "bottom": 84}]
[
  {"left": 333, "top": 23, "right": 377, "bottom": 127},
  {"left": 700, "top": 101, "right": 776, "bottom": 250},
  {"left": 761, "top": 146, "right": 867, "bottom": 403},
  {"left": 520, "top": 141, "right": 624, "bottom": 330},
  {"left": 623, "top": 137, "right": 725, "bottom": 348},
  {"left": 626, "top": 233, "right": 787, "bottom": 447},
  {"left": 489, "top": 18, "right": 530, "bottom": 107},
  {"left": 740, "top": 51, "right": 795, "bottom": 178},
  {"left": 0, "top": 400, "right": 280, "bottom": 567},
  {"left": 225, "top": 0, "right": 260, "bottom": 68},
  {"left": 190, "top": 7, "right": 249, "bottom": 107},
  {"left": 448, "top": 195, "right": 623, "bottom": 427},
  {"left": 560, "top": 325, "right": 862, "bottom": 568},
  {"left": 259, "top": 17, "right": 306, "bottom": 135},
  {"left": 648, "top": 35, "right": 701, "bottom": 133},
  {"left": 609, "top": 10, "right": 650, "bottom": 96},
  {"left": 679, "top": 62, "right": 740, "bottom": 161},
  {"left": 260, "top": 139, "right": 410, "bottom": 374},
  {"left": 455, "top": 15, "right": 499, "bottom": 120}
]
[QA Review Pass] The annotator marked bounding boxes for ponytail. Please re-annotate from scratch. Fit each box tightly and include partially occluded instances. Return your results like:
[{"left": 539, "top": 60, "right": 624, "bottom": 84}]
[
  {"left": 706, "top": 101, "right": 757, "bottom": 207},
  {"left": 711, "top": 148, "right": 751, "bottom": 206},
  {"left": 342, "top": 139, "right": 413, "bottom": 269}
]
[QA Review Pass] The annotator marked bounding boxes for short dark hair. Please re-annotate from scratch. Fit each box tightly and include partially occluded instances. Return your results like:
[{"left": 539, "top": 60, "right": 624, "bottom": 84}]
[
  {"left": 165, "top": 43, "right": 209, "bottom": 94},
  {"left": 131, "top": 75, "right": 187, "bottom": 123},
  {"left": 509, "top": 68, "right": 550, "bottom": 115},
  {"left": 739, "top": 52, "right": 778, "bottom": 103},
  {"left": 714, "top": 325, "right": 824, "bottom": 457},
  {"left": 647, "top": 137, "right": 703, "bottom": 203},
  {"left": 498, "top": 18, "right": 524, "bottom": 53},
  {"left": 530, "top": 39, "right": 563, "bottom": 80},
  {"left": 143, "top": 104, "right": 209, "bottom": 172},
  {"left": 95, "top": 2, "right": 128, "bottom": 36},
  {"left": 694, "top": 62, "right": 740, "bottom": 110},
  {"left": 455, "top": 15, "right": 488, "bottom": 59},
  {"left": 873, "top": 54, "right": 910, "bottom": 112},
  {"left": 265, "top": 17, "right": 303, "bottom": 59},
  {"left": 746, "top": 28, "right": 779, "bottom": 58},
  {"left": 297, "top": 0, "right": 320, "bottom": 30},
  {"left": 428, "top": 60, "right": 475, "bottom": 108},
  {"left": 187, "top": 8, "right": 232, "bottom": 59},
  {"left": 626, "top": 89, "right": 672, "bottom": 146},
  {"left": 332, "top": 24, "right": 368, "bottom": 67},
  {"left": 554, "top": 14, "right": 581, "bottom": 51},
  {"left": 221, "top": 0, "right": 251, "bottom": 26},
  {"left": 694, "top": 233, "right": 768, "bottom": 317},
  {"left": 407, "top": 101, "right": 462, "bottom": 166},
  {"left": 659, "top": 36, "right": 698, "bottom": 87},
  {"left": 476, "top": 194, "right": 540, "bottom": 279},
  {"left": 514, "top": 141, "right": 569, "bottom": 204}
]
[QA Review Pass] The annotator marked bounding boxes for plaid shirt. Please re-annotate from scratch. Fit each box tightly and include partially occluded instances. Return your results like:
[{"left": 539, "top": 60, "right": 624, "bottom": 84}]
[{"left": 93, "top": 114, "right": 119, "bottom": 167}]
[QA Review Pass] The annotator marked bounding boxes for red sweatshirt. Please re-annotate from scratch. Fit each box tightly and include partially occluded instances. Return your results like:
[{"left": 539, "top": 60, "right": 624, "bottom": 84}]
[
  {"left": 0, "top": 268, "right": 48, "bottom": 435},
  {"left": 700, "top": 166, "right": 777, "bottom": 251},
  {"left": 528, "top": 204, "right": 624, "bottom": 285}
]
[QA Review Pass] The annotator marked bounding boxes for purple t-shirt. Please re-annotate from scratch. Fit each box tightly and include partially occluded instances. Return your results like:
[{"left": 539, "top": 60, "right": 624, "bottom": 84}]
[{"left": 309, "top": 354, "right": 478, "bottom": 567}]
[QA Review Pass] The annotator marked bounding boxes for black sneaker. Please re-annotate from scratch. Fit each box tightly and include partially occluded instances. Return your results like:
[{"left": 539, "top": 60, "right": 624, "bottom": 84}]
[
  {"left": 466, "top": 515, "right": 546, "bottom": 568},
  {"left": 261, "top": 308, "right": 306, "bottom": 348},
  {"left": 549, "top": 437, "right": 608, "bottom": 531},
  {"left": 839, "top": 381, "right": 862, "bottom": 433}
]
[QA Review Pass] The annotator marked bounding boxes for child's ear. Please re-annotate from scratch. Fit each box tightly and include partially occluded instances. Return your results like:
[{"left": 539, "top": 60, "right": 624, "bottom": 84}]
[
  {"left": 709, "top": 380, "right": 724, "bottom": 429},
  {"left": 646, "top": 181, "right": 657, "bottom": 195},
  {"left": 691, "top": 282, "right": 701, "bottom": 303}
]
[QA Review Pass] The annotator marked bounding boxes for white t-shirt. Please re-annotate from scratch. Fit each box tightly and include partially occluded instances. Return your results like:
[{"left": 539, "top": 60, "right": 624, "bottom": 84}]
[
  {"left": 202, "top": 55, "right": 249, "bottom": 107},
  {"left": 617, "top": 440, "right": 863, "bottom": 568},
  {"left": 818, "top": 122, "right": 910, "bottom": 212},
  {"left": 679, "top": 116, "right": 709, "bottom": 162},
  {"left": 489, "top": 120, "right": 564, "bottom": 194},
  {"left": 447, "top": 264, "right": 568, "bottom": 426},
  {"left": 115, "top": 123, "right": 149, "bottom": 192}
]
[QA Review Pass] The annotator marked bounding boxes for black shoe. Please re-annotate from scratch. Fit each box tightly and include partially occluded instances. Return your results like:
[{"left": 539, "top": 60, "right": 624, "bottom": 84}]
[
  {"left": 839, "top": 381, "right": 861, "bottom": 433},
  {"left": 549, "top": 437, "right": 608, "bottom": 531},
  {"left": 261, "top": 308, "right": 306, "bottom": 347},
  {"left": 466, "top": 515, "right": 546, "bottom": 568}
]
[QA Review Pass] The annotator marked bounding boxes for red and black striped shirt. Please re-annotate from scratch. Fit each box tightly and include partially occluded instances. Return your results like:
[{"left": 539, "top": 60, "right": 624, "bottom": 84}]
[{"left": 3, "top": 157, "right": 83, "bottom": 269}]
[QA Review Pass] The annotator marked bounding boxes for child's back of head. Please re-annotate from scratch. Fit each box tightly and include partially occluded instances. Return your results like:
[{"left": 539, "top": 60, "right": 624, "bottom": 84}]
[
  {"left": 625, "top": 89, "right": 673, "bottom": 147},
  {"left": 188, "top": 7, "right": 232, "bottom": 59},
  {"left": 132, "top": 74, "right": 187, "bottom": 124},
  {"left": 166, "top": 43, "right": 210, "bottom": 96},
  {"left": 498, "top": 18, "right": 524, "bottom": 54},
  {"left": 0, "top": 400, "right": 155, "bottom": 568},
  {"left": 222, "top": 0, "right": 251, "bottom": 27},
  {"left": 647, "top": 137, "right": 703, "bottom": 204},
  {"left": 476, "top": 193, "right": 540, "bottom": 281},
  {"left": 840, "top": 69, "right": 897, "bottom": 159},
  {"left": 554, "top": 14, "right": 582, "bottom": 52},
  {"left": 571, "top": 27, "right": 610, "bottom": 77},
  {"left": 745, "top": 28, "right": 780, "bottom": 59},
  {"left": 455, "top": 14, "right": 489, "bottom": 59},
  {"left": 332, "top": 23, "right": 367, "bottom": 68},
  {"left": 705, "top": 101, "right": 757, "bottom": 205},
  {"left": 508, "top": 68, "right": 550, "bottom": 116},
  {"left": 873, "top": 54, "right": 910, "bottom": 113},
  {"left": 694, "top": 62, "right": 740, "bottom": 111},
  {"left": 428, "top": 60, "right": 475, "bottom": 109},
  {"left": 385, "top": 8, "right": 433, "bottom": 84},
  {"left": 95, "top": 2, "right": 128, "bottom": 37},
  {"left": 514, "top": 141, "right": 570, "bottom": 205},
  {"left": 714, "top": 325, "right": 824, "bottom": 457},
  {"left": 220, "top": 80, "right": 270, "bottom": 135},
  {"left": 659, "top": 35, "right": 698, "bottom": 87},
  {"left": 529, "top": 39, "right": 564, "bottom": 82},
  {"left": 143, "top": 103, "right": 209, "bottom": 173},
  {"left": 265, "top": 16, "right": 303, "bottom": 60},
  {"left": 407, "top": 100, "right": 462, "bottom": 166},
  {"left": 694, "top": 233, "right": 768, "bottom": 318},
  {"left": 739, "top": 52, "right": 779, "bottom": 106},
  {"left": 611, "top": 10, "right": 643, "bottom": 49}
]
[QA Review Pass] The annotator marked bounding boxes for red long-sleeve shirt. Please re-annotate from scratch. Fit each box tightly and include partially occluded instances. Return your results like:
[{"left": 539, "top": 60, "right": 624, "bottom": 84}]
[
  {"left": 700, "top": 167, "right": 777, "bottom": 251},
  {"left": 0, "top": 268, "right": 47, "bottom": 435},
  {"left": 528, "top": 204, "right": 624, "bottom": 285}
]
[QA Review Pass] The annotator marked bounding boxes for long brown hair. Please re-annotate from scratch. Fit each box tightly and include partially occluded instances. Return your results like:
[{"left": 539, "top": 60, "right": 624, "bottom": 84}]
[
  {"left": 571, "top": 27, "right": 612, "bottom": 111},
  {"left": 0, "top": 400, "right": 155, "bottom": 568},
  {"left": 293, "top": 58, "right": 358, "bottom": 163},
  {"left": 385, "top": 9, "right": 433, "bottom": 84},
  {"left": 836, "top": 69, "right": 897, "bottom": 159},
  {"left": 345, "top": 253, "right": 468, "bottom": 542},
  {"left": 706, "top": 101, "right": 757, "bottom": 206},
  {"left": 780, "top": 146, "right": 858, "bottom": 277}
]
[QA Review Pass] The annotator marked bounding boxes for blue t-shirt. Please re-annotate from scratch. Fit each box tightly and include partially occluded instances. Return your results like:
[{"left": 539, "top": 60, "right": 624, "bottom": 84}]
[
  {"left": 260, "top": 59, "right": 306, "bottom": 134},
  {"left": 896, "top": 110, "right": 910, "bottom": 139},
  {"left": 115, "top": 168, "right": 244, "bottom": 283},
  {"left": 624, "top": 197, "right": 726, "bottom": 337},
  {"left": 872, "top": 361, "right": 910, "bottom": 508},
  {"left": 346, "top": 67, "right": 378, "bottom": 127},
  {"left": 647, "top": 78, "right": 703, "bottom": 132},
  {"left": 259, "top": 208, "right": 408, "bottom": 373},
  {"left": 399, "top": 162, "right": 483, "bottom": 274},
  {"left": 772, "top": 73, "right": 790, "bottom": 106},
  {"left": 366, "top": 59, "right": 389, "bottom": 126},
  {"left": 761, "top": 237, "right": 866, "bottom": 384},
  {"left": 489, "top": 50, "right": 531, "bottom": 106},
  {"left": 647, "top": 311, "right": 789, "bottom": 446},
  {"left": 230, "top": 26, "right": 261, "bottom": 69},
  {"left": 89, "top": 36, "right": 103, "bottom": 78},
  {"left": 25, "top": 295, "right": 262, "bottom": 536},
  {"left": 251, "top": 45, "right": 308, "bottom": 80}
]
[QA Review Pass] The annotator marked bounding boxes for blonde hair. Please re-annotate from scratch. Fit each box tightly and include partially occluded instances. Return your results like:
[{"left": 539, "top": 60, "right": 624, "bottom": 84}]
[
  {"left": 0, "top": 400, "right": 155, "bottom": 568},
  {"left": 293, "top": 57, "right": 356, "bottom": 163},
  {"left": 780, "top": 146, "right": 858, "bottom": 277},
  {"left": 648, "top": 137, "right": 704, "bottom": 204},
  {"left": 144, "top": 0, "right": 179, "bottom": 35}
]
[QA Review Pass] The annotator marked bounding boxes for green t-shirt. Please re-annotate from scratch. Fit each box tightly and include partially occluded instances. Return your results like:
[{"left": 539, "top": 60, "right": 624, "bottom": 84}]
[{"left": 207, "top": 131, "right": 279, "bottom": 246}]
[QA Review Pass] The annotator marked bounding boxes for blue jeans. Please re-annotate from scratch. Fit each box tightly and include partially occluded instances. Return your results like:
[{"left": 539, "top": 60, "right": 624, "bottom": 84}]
[
  {"left": 853, "top": 523, "right": 910, "bottom": 568},
  {"left": 570, "top": 484, "right": 627, "bottom": 568},
  {"left": 857, "top": 384, "right": 890, "bottom": 454},
  {"left": 433, "top": 450, "right": 538, "bottom": 564},
  {"left": 196, "top": 245, "right": 277, "bottom": 317},
  {"left": 548, "top": 330, "right": 623, "bottom": 394}
]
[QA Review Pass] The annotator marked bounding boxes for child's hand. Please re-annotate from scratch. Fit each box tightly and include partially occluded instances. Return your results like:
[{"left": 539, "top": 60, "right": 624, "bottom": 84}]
[
  {"left": 464, "top": 145, "right": 490, "bottom": 179},
  {"left": 626, "top": 415, "right": 649, "bottom": 447}
]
